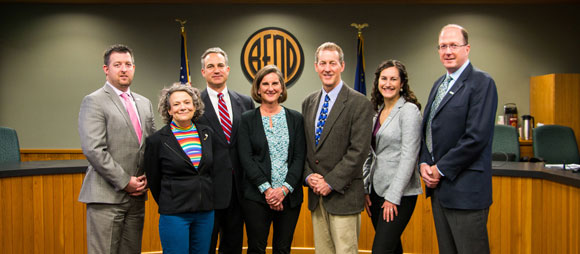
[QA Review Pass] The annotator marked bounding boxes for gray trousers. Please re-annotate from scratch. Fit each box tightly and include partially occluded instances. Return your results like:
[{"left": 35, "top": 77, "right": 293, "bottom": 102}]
[
  {"left": 86, "top": 197, "right": 145, "bottom": 254},
  {"left": 431, "top": 192, "right": 490, "bottom": 254}
]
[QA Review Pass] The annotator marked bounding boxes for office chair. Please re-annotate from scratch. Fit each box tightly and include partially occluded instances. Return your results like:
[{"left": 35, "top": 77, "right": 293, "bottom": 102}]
[
  {"left": 492, "top": 125, "right": 520, "bottom": 161},
  {"left": 533, "top": 125, "right": 580, "bottom": 164},
  {"left": 0, "top": 126, "right": 21, "bottom": 163}
]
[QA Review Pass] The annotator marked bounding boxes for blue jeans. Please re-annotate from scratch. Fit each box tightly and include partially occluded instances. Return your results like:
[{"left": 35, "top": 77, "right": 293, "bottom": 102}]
[{"left": 159, "top": 211, "right": 215, "bottom": 254}]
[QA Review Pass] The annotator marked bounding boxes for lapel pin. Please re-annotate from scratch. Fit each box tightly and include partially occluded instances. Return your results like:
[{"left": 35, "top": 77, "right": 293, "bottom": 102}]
[
  {"left": 449, "top": 91, "right": 455, "bottom": 95},
  {"left": 204, "top": 133, "right": 208, "bottom": 141}
]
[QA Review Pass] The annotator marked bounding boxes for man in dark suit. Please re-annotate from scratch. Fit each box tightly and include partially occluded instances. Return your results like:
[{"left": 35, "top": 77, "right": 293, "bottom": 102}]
[
  {"left": 78, "top": 44, "right": 156, "bottom": 254},
  {"left": 196, "top": 47, "right": 254, "bottom": 254},
  {"left": 302, "top": 42, "right": 374, "bottom": 254},
  {"left": 419, "top": 24, "right": 498, "bottom": 254}
]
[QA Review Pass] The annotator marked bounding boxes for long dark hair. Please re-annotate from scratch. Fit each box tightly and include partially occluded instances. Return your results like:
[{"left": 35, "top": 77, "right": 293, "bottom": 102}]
[{"left": 370, "top": 59, "right": 421, "bottom": 112}]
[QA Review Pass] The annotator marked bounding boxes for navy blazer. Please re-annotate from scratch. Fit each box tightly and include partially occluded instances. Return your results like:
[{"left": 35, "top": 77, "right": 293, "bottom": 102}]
[
  {"left": 419, "top": 63, "right": 498, "bottom": 210},
  {"left": 197, "top": 89, "right": 255, "bottom": 209},
  {"left": 237, "top": 107, "right": 305, "bottom": 208},
  {"left": 144, "top": 123, "right": 215, "bottom": 214}
]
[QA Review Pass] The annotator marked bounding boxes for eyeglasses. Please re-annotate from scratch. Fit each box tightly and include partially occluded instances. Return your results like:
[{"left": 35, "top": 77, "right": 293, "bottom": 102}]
[{"left": 437, "top": 44, "right": 467, "bottom": 51}]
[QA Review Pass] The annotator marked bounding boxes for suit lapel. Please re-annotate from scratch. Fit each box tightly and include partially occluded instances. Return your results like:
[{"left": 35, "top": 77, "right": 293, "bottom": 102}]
[
  {"left": 201, "top": 90, "right": 229, "bottom": 144},
  {"left": 316, "top": 85, "right": 348, "bottom": 150},
  {"left": 434, "top": 64, "right": 471, "bottom": 117},
  {"left": 133, "top": 92, "right": 149, "bottom": 145},
  {"left": 375, "top": 97, "right": 405, "bottom": 146},
  {"left": 229, "top": 91, "right": 244, "bottom": 143},
  {"left": 161, "top": 125, "right": 196, "bottom": 171},
  {"left": 104, "top": 85, "right": 139, "bottom": 143},
  {"left": 306, "top": 91, "right": 322, "bottom": 150}
]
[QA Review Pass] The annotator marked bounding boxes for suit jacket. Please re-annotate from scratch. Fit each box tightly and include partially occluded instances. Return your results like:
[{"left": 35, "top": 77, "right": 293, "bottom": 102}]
[
  {"left": 419, "top": 63, "right": 498, "bottom": 210},
  {"left": 78, "top": 84, "right": 156, "bottom": 204},
  {"left": 363, "top": 97, "right": 423, "bottom": 205},
  {"left": 197, "top": 89, "right": 255, "bottom": 209},
  {"left": 302, "top": 83, "right": 374, "bottom": 215},
  {"left": 237, "top": 107, "right": 305, "bottom": 208},
  {"left": 144, "top": 123, "right": 215, "bottom": 214}
]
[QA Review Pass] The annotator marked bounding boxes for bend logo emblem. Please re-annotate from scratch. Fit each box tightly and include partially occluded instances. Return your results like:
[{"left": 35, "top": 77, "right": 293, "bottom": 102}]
[{"left": 241, "top": 27, "right": 304, "bottom": 88}]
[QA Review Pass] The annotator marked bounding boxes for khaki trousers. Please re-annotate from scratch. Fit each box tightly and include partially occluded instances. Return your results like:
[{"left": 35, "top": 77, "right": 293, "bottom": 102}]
[{"left": 311, "top": 197, "right": 360, "bottom": 254}]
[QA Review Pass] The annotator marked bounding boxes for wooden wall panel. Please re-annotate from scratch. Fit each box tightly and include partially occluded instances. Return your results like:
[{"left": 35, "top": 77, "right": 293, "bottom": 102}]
[{"left": 5, "top": 151, "right": 580, "bottom": 254}]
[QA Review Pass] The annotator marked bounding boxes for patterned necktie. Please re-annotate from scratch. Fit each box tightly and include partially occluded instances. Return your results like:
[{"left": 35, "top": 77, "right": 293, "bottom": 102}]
[
  {"left": 315, "top": 95, "right": 330, "bottom": 146},
  {"left": 120, "top": 93, "right": 142, "bottom": 144},
  {"left": 217, "top": 93, "right": 232, "bottom": 143},
  {"left": 426, "top": 75, "right": 453, "bottom": 153}
]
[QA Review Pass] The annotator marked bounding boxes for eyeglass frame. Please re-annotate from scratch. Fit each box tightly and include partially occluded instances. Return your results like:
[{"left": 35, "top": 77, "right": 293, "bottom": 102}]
[{"left": 437, "top": 44, "right": 468, "bottom": 51}]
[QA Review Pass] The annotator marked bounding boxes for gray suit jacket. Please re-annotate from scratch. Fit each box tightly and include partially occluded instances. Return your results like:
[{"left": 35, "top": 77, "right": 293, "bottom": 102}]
[
  {"left": 362, "top": 97, "right": 422, "bottom": 205},
  {"left": 78, "top": 84, "right": 156, "bottom": 204},
  {"left": 302, "top": 83, "right": 374, "bottom": 215}
]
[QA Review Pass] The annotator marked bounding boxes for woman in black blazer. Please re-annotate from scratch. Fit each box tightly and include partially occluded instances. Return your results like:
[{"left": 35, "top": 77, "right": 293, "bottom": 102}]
[
  {"left": 238, "top": 65, "right": 306, "bottom": 254},
  {"left": 144, "top": 84, "right": 215, "bottom": 254}
]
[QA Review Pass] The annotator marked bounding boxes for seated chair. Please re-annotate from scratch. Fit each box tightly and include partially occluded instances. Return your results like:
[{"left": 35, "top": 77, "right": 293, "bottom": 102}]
[
  {"left": 0, "top": 126, "right": 21, "bottom": 163},
  {"left": 533, "top": 124, "right": 580, "bottom": 164},
  {"left": 492, "top": 125, "right": 520, "bottom": 161}
]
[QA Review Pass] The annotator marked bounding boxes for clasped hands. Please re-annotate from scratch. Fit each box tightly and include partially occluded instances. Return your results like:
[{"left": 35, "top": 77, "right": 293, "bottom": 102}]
[
  {"left": 264, "top": 187, "right": 287, "bottom": 211},
  {"left": 420, "top": 163, "right": 441, "bottom": 188},
  {"left": 307, "top": 173, "right": 331, "bottom": 196},
  {"left": 124, "top": 175, "right": 147, "bottom": 196}
]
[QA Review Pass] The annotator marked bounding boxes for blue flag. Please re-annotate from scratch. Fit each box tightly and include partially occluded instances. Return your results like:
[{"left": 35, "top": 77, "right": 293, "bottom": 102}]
[
  {"left": 179, "top": 26, "right": 190, "bottom": 84},
  {"left": 354, "top": 33, "right": 366, "bottom": 95}
]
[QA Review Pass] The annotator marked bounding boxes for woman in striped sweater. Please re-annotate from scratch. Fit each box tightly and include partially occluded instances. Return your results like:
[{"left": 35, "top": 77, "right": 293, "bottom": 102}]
[{"left": 144, "top": 83, "right": 216, "bottom": 254}]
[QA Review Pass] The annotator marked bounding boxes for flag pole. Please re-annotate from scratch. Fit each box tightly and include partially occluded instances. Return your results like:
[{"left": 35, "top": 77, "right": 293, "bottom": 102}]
[
  {"left": 351, "top": 23, "right": 368, "bottom": 95},
  {"left": 176, "top": 19, "right": 191, "bottom": 85}
]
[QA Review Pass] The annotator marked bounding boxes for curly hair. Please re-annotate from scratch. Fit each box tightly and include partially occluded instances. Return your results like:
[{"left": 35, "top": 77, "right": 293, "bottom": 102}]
[
  {"left": 370, "top": 59, "right": 421, "bottom": 112},
  {"left": 158, "top": 83, "right": 205, "bottom": 125}
]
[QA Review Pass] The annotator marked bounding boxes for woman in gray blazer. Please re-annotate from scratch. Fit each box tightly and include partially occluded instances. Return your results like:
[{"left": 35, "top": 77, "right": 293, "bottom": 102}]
[
  {"left": 363, "top": 60, "right": 423, "bottom": 254},
  {"left": 238, "top": 65, "right": 305, "bottom": 254}
]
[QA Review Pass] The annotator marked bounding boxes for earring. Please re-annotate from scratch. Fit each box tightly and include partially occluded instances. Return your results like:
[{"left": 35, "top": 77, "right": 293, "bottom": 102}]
[{"left": 400, "top": 88, "right": 403, "bottom": 92}]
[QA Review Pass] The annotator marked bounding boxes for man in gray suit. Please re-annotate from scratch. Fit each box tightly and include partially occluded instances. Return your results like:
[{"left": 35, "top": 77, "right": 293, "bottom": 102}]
[
  {"left": 302, "top": 42, "right": 374, "bottom": 254},
  {"left": 78, "top": 44, "right": 156, "bottom": 254}
]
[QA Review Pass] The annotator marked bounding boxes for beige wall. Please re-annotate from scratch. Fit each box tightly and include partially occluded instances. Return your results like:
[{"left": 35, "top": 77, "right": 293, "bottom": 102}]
[{"left": 1, "top": 4, "right": 579, "bottom": 148}]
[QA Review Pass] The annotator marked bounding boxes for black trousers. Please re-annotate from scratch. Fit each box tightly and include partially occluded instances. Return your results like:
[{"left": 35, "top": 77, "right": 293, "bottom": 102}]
[
  {"left": 241, "top": 199, "right": 301, "bottom": 254},
  {"left": 369, "top": 190, "right": 417, "bottom": 254},
  {"left": 209, "top": 186, "right": 244, "bottom": 254}
]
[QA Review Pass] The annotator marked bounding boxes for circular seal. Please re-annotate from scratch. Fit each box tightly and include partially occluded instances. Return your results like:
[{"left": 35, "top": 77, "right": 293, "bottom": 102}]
[{"left": 240, "top": 27, "right": 304, "bottom": 88}]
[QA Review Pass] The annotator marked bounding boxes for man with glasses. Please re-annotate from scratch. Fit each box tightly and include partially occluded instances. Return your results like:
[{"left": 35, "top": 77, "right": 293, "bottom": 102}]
[
  {"left": 419, "top": 24, "right": 498, "bottom": 254},
  {"left": 197, "top": 47, "right": 254, "bottom": 254}
]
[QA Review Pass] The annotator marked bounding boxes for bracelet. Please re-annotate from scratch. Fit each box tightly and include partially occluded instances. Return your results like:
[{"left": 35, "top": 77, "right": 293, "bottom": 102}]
[{"left": 282, "top": 189, "right": 287, "bottom": 196}]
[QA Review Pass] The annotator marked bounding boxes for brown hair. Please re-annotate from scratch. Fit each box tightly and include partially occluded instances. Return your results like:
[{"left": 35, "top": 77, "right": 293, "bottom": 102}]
[
  {"left": 250, "top": 65, "right": 287, "bottom": 104},
  {"left": 370, "top": 60, "right": 421, "bottom": 112},
  {"left": 158, "top": 83, "right": 205, "bottom": 124}
]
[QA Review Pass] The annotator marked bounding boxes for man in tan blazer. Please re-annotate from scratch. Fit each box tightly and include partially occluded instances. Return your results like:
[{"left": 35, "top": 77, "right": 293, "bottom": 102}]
[
  {"left": 302, "top": 42, "right": 374, "bottom": 254},
  {"left": 78, "top": 44, "right": 156, "bottom": 254}
]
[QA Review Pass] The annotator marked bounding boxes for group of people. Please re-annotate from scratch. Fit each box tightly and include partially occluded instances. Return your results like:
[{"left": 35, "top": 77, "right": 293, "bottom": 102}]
[{"left": 78, "top": 23, "right": 497, "bottom": 254}]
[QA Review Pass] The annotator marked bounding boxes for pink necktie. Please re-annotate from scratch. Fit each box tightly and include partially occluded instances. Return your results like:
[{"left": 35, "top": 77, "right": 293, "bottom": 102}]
[{"left": 121, "top": 93, "right": 142, "bottom": 144}]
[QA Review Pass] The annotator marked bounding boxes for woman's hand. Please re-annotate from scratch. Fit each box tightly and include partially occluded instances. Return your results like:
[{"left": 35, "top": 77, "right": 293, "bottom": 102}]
[{"left": 382, "top": 200, "right": 398, "bottom": 222}]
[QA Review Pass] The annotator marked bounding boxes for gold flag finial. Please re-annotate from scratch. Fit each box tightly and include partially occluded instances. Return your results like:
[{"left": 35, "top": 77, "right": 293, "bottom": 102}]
[
  {"left": 175, "top": 19, "right": 187, "bottom": 33},
  {"left": 350, "top": 23, "right": 369, "bottom": 35}
]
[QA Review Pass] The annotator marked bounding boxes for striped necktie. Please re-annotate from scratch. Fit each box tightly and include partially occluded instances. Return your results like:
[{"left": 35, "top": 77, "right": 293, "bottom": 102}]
[
  {"left": 426, "top": 75, "right": 453, "bottom": 153},
  {"left": 315, "top": 95, "right": 330, "bottom": 146},
  {"left": 218, "top": 92, "right": 232, "bottom": 143}
]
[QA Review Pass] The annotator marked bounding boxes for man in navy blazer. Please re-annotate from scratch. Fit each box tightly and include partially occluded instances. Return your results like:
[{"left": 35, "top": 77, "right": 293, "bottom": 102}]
[
  {"left": 419, "top": 24, "right": 498, "bottom": 254},
  {"left": 196, "top": 47, "right": 254, "bottom": 254}
]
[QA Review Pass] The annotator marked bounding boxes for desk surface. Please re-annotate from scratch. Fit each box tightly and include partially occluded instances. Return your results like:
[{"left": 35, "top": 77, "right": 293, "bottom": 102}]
[{"left": 1, "top": 160, "right": 579, "bottom": 187}]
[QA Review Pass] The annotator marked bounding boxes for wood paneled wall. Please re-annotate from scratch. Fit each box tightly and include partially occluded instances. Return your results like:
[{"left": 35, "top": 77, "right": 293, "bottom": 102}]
[{"left": 5, "top": 150, "right": 579, "bottom": 253}]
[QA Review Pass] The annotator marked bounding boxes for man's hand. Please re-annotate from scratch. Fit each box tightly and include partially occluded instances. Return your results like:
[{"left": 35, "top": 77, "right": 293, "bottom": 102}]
[
  {"left": 307, "top": 173, "right": 322, "bottom": 189},
  {"left": 420, "top": 163, "right": 440, "bottom": 188},
  {"left": 125, "top": 175, "right": 147, "bottom": 196},
  {"left": 364, "top": 194, "right": 372, "bottom": 217},
  {"left": 313, "top": 177, "right": 332, "bottom": 196}
]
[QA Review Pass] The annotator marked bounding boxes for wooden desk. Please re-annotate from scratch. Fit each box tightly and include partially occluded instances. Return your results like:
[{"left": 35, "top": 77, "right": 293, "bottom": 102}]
[{"left": 1, "top": 160, "right": 579, "bottom": 254}]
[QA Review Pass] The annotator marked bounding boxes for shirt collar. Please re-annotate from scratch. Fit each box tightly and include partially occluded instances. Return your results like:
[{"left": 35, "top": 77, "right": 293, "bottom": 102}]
[
  {"left": 206, "top": 85, "right": 229, "bottom": 98},
  {"left": 448, "top": 59, "right": 470, "bottom": 81},
  {"left": 322, "top": 80, "right": 343, "bottom": 102},
  {"left": 106, "top": 82, "right": 131, "bottom": 97}
]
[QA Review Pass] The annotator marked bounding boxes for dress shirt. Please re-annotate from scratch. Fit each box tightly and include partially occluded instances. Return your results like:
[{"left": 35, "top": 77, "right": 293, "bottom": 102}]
[
  {"left": 313, "top": 81, "right": 343, "bottom": 134},
  {"left": 106, "top": 82, "right": 141, "bottom": 125},
  {"left": 206, "top": 86, "right": 234, "bottom": 122}
]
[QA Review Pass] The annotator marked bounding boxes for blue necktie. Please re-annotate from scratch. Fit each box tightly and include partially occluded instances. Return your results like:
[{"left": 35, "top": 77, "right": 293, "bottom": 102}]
[
  {"left": 315, "top": 95, "right": 330, "bottom": 146},
  {"left": 426, "top": 75, "right": 453, "bottom": 153}
]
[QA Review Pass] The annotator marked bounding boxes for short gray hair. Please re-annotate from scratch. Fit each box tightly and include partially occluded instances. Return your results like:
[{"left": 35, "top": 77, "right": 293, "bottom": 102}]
[
  {"left": 158, "top": 83, "right": 205, "bottom": 124},
  {"left": 201, "top": 47, "right": 228, "bottom": 67}
]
